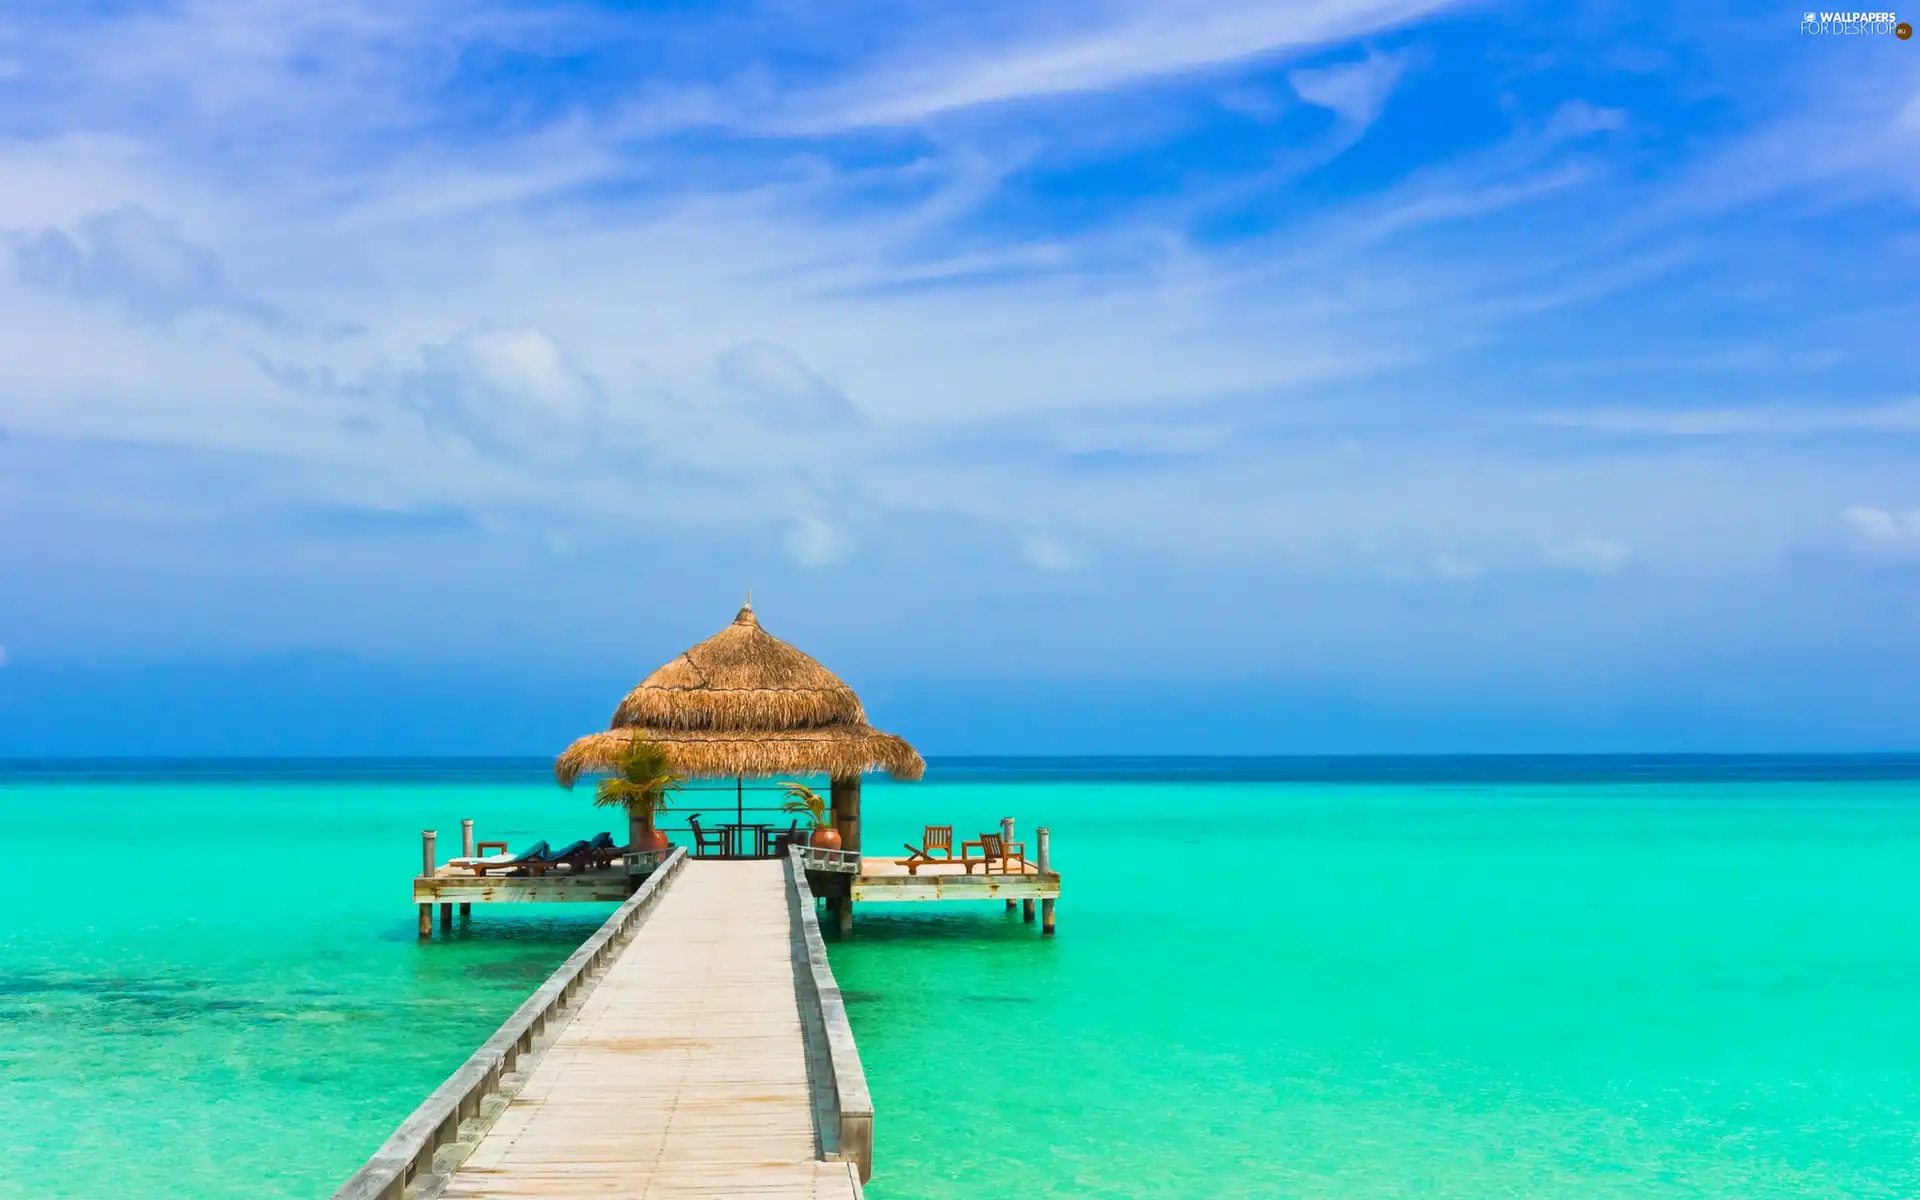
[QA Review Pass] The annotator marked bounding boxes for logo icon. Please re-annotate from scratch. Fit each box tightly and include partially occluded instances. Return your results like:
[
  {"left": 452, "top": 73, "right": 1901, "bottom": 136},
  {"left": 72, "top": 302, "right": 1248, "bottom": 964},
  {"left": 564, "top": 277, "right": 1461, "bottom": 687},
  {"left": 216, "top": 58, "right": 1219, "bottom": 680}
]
[{"left": 1898, "top": 19, "right": 1913, "bottom": 36}]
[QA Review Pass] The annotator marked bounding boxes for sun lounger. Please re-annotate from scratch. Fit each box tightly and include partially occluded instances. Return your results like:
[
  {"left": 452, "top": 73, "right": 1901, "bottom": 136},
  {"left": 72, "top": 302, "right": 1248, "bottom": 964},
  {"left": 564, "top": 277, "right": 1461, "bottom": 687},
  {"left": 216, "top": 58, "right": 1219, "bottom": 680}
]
[
  {"left": 582, "top": 831, "right": 621, "bottom": 868},
  {"left": 446, "top": 840, "right": 516, "bottom": 874},
  {"left": 528, "top": 838, "right": 594, "bottom": 874},
  {"left": 897, "top": 825, "right": 959, "bottom": 874},
  {"left": 456, "top": 840, "right": 550, "bottom": 875}
]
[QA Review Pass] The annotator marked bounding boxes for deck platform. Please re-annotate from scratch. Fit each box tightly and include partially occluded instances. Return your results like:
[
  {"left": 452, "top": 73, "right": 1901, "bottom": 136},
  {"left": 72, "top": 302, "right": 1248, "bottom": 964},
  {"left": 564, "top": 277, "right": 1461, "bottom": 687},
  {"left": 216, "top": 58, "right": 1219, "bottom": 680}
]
[
  {"left": 415, "top": 854, "right": 1062, "bottom": 907},
  {"left": 848, "top": 856, "right": 1061, "bottom": 902},
  {"left": 416, "top": 868, "right": 635, "bottom": 905}
]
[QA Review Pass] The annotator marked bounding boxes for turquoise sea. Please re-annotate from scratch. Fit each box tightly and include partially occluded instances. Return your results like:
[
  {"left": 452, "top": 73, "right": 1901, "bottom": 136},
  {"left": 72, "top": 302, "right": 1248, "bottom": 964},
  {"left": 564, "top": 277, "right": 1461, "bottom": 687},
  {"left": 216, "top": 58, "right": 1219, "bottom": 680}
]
[{"left": 6, "top": 757, "right": 1920, "bottom": 1198}]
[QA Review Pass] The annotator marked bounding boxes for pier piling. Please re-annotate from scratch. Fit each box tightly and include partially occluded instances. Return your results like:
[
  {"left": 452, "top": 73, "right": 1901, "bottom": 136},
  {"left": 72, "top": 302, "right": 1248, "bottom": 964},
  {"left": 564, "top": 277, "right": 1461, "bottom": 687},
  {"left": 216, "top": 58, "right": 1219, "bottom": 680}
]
[
  {"left": 419, "top": 830, "right": 438, "bottom": 939},
  {"left": 1037, "top": 827, "right": 1055, "bottom": 936}
]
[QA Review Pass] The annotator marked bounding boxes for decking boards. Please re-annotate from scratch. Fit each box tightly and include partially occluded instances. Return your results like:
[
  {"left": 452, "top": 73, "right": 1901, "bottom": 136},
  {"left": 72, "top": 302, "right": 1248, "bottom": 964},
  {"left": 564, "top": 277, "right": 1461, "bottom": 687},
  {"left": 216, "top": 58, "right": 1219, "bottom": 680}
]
[{"left": 438, "top": 860, "right": 860, "bottom": 1200}]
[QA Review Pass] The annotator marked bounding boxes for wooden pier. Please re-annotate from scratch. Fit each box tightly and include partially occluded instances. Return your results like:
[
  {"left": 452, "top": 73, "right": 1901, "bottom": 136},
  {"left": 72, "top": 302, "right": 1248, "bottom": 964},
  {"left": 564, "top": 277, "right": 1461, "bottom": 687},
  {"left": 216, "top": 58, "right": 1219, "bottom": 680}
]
[
  {"left": 339, "top": 849, "right": 873, "bottom": 1200},
  {"left": 351, "top": 815, "right": 1061, "bottom": 1197}
]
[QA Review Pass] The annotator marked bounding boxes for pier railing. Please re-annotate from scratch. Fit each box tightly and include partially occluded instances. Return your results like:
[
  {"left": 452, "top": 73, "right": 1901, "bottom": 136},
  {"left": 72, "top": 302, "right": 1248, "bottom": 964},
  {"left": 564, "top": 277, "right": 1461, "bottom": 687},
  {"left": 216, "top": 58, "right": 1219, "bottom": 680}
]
[
  {"left": 794, "top": 843, "right": 862, "bottom": 873},
  {"left": 785, "top": 847, "right": 875, "bottom": 1181},
  {"left": 335, "top": 847, "right": 689, "bottom": 1200}
]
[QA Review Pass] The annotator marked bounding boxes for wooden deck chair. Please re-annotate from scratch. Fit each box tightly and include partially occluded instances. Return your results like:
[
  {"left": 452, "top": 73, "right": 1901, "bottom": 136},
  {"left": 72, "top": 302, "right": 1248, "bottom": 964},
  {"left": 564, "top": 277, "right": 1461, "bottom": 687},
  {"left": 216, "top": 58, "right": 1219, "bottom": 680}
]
[
  {"left": 897, "top": 825, "right": 956, "bottom": 874},
  {"left": 447, "top": 840, "right": 516, "bottom": 875},
  {"left": 964, "top": 832, "right": 1029, "bottom": 875},
  {"left": 685, "top": 814, "right": 728, "bottom": 858}
]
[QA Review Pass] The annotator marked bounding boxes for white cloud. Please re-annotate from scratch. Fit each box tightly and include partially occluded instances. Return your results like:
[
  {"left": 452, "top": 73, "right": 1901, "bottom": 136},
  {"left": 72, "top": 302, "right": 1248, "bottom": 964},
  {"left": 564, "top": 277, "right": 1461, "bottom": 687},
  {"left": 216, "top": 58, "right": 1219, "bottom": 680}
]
[
  {"left": 1289, "top": 47, "right": 1407, "bottom": 131},
  {"left": 1547, "top": 537, "right": 1630, "bottom": 575},
  {"left": 1023, "top": 534, "right": 1083, "bottom": 571},
  {"left": 1844, "top": 505, "right": 1920, "bottom": 550},
  {"left": 785, "top": 515, "right": 852, "bottom": 567},
  {"left": 398, "top": 324, "right": 605, "bottom": 455}
]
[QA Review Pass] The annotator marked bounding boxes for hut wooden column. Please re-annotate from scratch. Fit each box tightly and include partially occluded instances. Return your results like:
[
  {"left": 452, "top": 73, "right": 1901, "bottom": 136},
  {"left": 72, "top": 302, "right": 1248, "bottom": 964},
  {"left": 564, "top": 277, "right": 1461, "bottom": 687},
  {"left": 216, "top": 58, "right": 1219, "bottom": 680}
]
[{"left": 831, "top": 776, "right": 862, "bottom": 855}]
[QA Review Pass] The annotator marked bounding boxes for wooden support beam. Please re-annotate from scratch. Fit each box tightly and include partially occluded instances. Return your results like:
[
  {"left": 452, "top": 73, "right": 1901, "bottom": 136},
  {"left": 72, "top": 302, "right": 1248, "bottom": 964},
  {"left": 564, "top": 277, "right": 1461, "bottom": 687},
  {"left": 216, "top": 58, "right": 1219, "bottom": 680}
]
[
  {"left": 1023, "top": 898, "right": 1035, "bottom": 922},
  {"left": 836, "top": 896, "right": 853, "bottom": 936},
  {"left": 439, "top": 903, "right": 453, "bottom": 931},
  {"left": 1042, "top": 898, "right": 1056, "bottom": 935},
  {"left": 418, "top": 904, "right": 432, "bottom": 938},
  {"left": 830, "top": 776, "right": 862, "bottom": 854},
  {"left": 459, "top": 902, "right": 471, "bottom": 919}
]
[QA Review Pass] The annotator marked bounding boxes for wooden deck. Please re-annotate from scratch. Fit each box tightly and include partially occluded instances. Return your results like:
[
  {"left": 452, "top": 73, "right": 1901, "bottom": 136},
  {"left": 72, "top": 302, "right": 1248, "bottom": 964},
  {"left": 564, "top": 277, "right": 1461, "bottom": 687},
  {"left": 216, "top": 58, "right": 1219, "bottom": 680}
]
[
  {"left": 850, "top": 856, "right": 1060, "bottom": 902},
  {"left": 433, "top": 860, "right": 861, "bottom": 1200}
]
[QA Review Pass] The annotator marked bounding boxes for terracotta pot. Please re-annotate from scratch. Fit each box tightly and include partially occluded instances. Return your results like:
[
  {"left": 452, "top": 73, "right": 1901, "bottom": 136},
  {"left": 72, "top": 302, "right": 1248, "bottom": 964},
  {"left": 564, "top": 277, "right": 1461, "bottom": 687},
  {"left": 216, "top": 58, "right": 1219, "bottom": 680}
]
[
  {"left": 629, "top": 815, "right": 672, "bottom": 853},
  {"left": 809, "top": 826, "right": 842, "bottom": 851}
]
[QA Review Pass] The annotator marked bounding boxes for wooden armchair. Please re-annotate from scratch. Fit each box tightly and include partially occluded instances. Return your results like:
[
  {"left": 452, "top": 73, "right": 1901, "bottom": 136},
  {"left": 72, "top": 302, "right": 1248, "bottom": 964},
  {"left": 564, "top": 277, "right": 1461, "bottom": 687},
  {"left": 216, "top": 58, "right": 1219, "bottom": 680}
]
[
  {"left": 685, "top": 814, "right": 728, "bottom": 858},
  {"left": 962, "top": 832, "right": 1029, "bottom": 874},
  {"left": 897, "top": 825, "right": 956, "bottom": 874}
]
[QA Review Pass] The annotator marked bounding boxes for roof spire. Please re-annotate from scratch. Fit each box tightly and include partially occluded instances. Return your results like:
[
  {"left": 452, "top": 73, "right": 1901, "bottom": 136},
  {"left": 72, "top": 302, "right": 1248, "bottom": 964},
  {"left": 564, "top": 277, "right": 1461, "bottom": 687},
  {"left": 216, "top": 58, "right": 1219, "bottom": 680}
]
[{"left": 735, "top": 591, "right": 758, "bottom": 626}]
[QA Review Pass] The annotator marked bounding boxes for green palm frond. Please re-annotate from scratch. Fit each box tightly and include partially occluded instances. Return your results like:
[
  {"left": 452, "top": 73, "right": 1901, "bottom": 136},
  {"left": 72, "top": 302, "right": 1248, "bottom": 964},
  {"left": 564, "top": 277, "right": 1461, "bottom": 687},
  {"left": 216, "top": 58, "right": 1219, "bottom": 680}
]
[
  {"left": 583, "top": 738, "right": 685, "bottom": 817},
  {"left": 778, "top": 781, "right": 828, "bottom": 828}
]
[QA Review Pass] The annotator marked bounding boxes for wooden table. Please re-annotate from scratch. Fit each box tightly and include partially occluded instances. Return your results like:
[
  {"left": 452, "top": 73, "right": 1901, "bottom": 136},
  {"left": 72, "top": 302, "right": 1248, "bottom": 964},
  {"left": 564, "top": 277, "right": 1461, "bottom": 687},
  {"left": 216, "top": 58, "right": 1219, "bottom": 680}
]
[{"left": 722, "top": 822, "right": 773, "bottom": 857}]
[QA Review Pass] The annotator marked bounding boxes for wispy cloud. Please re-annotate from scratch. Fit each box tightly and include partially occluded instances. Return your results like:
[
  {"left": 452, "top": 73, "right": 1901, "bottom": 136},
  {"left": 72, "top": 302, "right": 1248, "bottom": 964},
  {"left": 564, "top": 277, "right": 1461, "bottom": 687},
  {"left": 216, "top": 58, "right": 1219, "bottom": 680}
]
[
  {"left": 1289, "top": 47, "right": 1409, "bottom": 133},
  {"left": 9, "top": 206, "right": 275, "bottom": 323},
  {"left": 785, "top": 514, "right": 853, "bottom": 567},
  {"left": 1542, "top": 401, "right": 1920, "bottom": 438},
  {"left": 1844, "top": 505, "right": 1920, "bottom": 554},
  {"left": 795, "top": 0, "right": 1460, "bottom": 128}
]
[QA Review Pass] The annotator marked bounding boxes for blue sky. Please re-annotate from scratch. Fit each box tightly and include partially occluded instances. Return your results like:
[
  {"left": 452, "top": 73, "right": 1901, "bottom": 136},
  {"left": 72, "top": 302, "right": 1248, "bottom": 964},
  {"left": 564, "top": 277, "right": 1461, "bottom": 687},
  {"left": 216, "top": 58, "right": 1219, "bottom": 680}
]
[{"left": 0, "top": 1, "right": 1917, "bottom": 755}]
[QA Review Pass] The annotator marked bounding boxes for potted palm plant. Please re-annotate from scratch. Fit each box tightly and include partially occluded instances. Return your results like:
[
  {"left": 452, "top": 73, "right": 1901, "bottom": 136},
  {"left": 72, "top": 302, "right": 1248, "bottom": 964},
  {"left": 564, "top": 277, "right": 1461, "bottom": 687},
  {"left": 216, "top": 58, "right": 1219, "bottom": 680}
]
[
  {"left": 579, "top": 738, "right": 684, "bottom": 853},
  {"left": 780, "top": 781, "right": 839, "bottom": 850}
]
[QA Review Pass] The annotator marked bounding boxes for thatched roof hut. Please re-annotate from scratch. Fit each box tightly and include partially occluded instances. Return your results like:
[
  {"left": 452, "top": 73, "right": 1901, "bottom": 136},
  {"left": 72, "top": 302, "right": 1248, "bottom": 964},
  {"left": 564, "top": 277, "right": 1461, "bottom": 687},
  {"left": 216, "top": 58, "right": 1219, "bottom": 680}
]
[{"left": 554, "top": 601, "right": 925, "bottom": 787}]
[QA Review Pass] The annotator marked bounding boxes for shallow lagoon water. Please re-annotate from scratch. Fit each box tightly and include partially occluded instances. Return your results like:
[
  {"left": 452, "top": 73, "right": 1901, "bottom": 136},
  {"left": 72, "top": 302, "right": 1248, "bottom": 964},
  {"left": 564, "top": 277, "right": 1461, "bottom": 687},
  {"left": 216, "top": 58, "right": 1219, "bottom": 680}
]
[{"left": 5, "top": 760, "right": 1920, "bottom": 1198}]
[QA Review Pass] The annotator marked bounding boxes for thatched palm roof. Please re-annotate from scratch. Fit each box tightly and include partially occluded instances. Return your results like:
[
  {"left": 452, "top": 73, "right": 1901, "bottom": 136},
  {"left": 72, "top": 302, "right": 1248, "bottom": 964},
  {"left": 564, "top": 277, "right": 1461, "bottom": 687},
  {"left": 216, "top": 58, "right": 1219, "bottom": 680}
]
[{"left": 555, "top": 602, "right": 924, "bottom": 786}]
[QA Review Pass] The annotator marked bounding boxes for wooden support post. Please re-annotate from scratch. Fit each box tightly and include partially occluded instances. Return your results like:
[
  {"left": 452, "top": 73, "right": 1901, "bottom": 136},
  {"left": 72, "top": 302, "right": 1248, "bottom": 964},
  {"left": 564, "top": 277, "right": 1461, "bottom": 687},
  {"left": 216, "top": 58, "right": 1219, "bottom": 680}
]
[
  {"left": 1023, "top": 898, "right": 1036, "bottom": 922},
  {"left": 461, "top": 819, "right": 475, "bottom": 859},
  {"left": 1003, "top": 817, "right": 1017, "bottom": 909},
  {"left": 831, "top": 776, "right": 862, "bottom": 855},
  {"left": 1037, "top": 826, "right": 1055, "bottom": 936},
  {"left": 440, "top": 903, "right": 453, "bottom": 931},
  {"left": 419, "top": 829, "right": 437, "bottom": 938},
  {"left": 836, "top": 894, "right": 853, "bottom": 936},
  {"left": 459, "top": 903, "right": 471, "bottom": 918}
]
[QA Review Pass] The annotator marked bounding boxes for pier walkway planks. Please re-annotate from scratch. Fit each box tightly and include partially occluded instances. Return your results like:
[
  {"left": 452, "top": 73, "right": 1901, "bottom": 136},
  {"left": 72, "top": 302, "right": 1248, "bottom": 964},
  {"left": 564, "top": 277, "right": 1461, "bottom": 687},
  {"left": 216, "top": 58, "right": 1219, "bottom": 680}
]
[{"left": 437, "top": 859, "right": 861, "bottom": 1200}]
